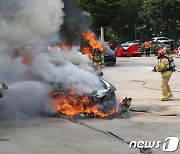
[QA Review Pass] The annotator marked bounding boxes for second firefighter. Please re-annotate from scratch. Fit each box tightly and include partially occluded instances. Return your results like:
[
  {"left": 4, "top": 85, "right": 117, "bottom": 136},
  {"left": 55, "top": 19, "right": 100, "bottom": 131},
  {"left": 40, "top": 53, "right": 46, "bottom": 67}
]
[{"left": 92, "top": 47, "right": 104, "bottom": 73}]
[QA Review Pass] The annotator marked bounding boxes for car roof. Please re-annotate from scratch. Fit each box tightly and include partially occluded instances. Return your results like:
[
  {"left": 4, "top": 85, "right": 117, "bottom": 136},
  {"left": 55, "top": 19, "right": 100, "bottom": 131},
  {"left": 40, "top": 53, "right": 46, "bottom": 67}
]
[
  {"left": 152, "top": 37, "right": 168, "bottom": 39},
  {"left": 121, "top": 42, "right": 136, "bottom": 46}
]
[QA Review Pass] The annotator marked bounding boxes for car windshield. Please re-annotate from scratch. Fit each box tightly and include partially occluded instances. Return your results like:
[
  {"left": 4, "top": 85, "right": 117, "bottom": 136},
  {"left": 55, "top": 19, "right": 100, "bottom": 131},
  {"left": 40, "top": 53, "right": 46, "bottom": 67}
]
[{"left": 121, "top": 43, "right": 131, "bottom": 47}]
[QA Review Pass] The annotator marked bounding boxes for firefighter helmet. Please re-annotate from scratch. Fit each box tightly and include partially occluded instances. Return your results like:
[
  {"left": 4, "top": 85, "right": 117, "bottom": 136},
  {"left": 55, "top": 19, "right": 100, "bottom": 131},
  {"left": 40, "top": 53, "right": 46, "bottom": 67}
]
[{"left": 158, "top": 48, "right": 167, "bottom": 56}]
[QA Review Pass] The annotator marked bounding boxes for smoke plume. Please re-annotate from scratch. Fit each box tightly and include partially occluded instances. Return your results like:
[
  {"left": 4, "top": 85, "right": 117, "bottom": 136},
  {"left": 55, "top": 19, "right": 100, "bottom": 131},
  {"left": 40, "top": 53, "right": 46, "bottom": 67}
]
[
  {"left": 0, "top": 0, "right": 64, "bottom": 119},
  {"left": 59, "top": 0, "right": 91, "bottom": 46},
  {"left": 0, "top": 0, "right": 104, "bottom": 120}
]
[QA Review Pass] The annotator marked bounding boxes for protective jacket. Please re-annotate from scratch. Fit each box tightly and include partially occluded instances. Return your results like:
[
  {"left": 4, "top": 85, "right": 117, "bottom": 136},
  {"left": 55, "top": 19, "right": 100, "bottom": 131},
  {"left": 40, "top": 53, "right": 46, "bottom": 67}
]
[
  {"left": 92, "top": 49, "right": 104, "bottom": 64},
  {"left": 0, "top": 84, "right": 3, "bottom": 93},
  {"left": 156, "top": 58, "right": 172, "bottom": 77},
  {"left": 0, "top": 83, "right": 5, "bottom": 98}
]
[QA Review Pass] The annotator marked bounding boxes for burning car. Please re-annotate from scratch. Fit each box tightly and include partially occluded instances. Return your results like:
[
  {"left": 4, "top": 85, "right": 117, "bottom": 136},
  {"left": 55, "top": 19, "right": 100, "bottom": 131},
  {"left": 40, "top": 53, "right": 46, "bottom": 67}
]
[
  {"left": 51, "top": 72, "right": 131, "bottom": 118},
  {"left": 11, "top": 35, "right": 129, "bottom": 119}
]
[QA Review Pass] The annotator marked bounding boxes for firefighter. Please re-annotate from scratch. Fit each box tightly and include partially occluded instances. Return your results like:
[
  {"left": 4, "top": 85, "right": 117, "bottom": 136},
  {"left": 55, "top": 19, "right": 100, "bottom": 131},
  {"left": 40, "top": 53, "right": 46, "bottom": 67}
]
[
  {"left": 154, "top": 49, "right": 173, "bottom": 101},
  {"left": 0, "top": 83, "right": 8, "bottom": 98},
  {"left": 92, "top": 47, "right": 104, "bottom": 73}
]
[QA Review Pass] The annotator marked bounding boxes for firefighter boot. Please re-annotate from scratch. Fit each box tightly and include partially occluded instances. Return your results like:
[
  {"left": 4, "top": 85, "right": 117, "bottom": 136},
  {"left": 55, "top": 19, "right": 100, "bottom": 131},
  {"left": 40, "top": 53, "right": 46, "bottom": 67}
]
[
  {"left": 161, "top": 95, "right": 169, "bottom": 101},
  {"left": 168, "top": 92, "right": 173, "bottom": 99}
]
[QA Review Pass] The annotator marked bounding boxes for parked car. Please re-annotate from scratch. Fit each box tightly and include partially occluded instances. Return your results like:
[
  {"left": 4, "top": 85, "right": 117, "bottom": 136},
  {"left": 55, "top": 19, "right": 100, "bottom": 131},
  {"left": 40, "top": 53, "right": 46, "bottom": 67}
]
[
  {"left": 133, "top": 39, "right": 145, "bottom": 45},
  {"left": 116, "top": 46, "right": 126, "bottom": 57},
  {"left": 178, "top": 47, "right": 180, "bottom": 53},
  {"left": 151, "top": 37, "right": 173, "bottom": 53},
  {"left": 103, "top": 49, "right": 116, "bottom": 66},
  {"left": 161, "top": 40, "right": 171, "bottom": 52},
  {"left": 116, "top": 42, "right": 142, "bottom": 57},
  {"left": 105, "top": 42, "right": 115, "bottom": 51},
  {"left": 151, "top": 37, "right": 169, "bottom": 42},
  {"left": 103, "top": 44, "right": 116, "bottom": 65},
  {"left": 121, "top": 42, "right": 136, "bottom": 50}
]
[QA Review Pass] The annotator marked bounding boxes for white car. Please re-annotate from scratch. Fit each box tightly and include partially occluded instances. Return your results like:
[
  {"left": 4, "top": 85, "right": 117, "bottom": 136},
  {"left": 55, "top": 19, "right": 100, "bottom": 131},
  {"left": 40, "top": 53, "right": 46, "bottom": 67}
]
[
  {"left": 151, "top": 37, "right": 169, "bottom": 42},
  {"left": 178, "top": 47, "right": 180, "bottom": 54},
  {"left": 161, "top": 40, "right": 171, "bottom": 52},
  {"left": 121, "top": 42, "right": 136, "bottom": 50},
  {"left": 151, "top": 37, "right": 171, "bottom": 52}
]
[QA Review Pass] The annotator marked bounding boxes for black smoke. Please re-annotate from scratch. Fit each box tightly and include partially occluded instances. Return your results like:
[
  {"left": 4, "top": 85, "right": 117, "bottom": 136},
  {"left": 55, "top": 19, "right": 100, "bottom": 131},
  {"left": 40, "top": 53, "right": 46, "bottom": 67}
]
[{"left": 59, "top": 0, "right": 91, "bottom": 46}]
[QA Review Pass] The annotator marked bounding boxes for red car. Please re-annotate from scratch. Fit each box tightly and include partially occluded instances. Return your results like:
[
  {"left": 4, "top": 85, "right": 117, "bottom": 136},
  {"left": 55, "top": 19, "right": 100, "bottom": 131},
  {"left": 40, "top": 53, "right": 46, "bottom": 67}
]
[{"left": 116, "top": 43, "right": 142, "bottom": 57}]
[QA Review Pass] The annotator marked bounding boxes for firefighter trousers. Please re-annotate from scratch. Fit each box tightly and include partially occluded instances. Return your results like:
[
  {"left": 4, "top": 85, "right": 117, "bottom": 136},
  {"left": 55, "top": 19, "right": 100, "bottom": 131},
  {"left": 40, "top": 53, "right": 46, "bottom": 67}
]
[
  {"left": 93, "top": 62, "right": 102, "bottom": 73},
  {"left": 161, "top": 75, "right": 172, "bottom": 99}
]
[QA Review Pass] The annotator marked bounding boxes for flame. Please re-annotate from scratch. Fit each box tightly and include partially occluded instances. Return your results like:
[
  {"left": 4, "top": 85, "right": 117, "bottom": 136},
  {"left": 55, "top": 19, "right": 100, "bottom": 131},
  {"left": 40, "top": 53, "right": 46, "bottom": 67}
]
[
  {"left": 22, "top": 58, "right": 32, "bottom": 65},
  {"left": 82, "top": 32, "right": 104, "bottom": 58},
  {"left": 61, "top": 42, "right": 69, "bottom": 54},
  {"left": 52, "top": 91, "right": 118, "bottom": 118},
  {"left": 82, "top": 47, "right": 92, "bottom": 59}
]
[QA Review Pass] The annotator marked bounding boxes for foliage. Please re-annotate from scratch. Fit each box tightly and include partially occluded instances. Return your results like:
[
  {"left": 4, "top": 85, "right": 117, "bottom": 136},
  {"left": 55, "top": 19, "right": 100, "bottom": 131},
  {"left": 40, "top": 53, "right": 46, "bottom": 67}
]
[{"left": 76, "top": 0, "right": 180, "bottom": 45}]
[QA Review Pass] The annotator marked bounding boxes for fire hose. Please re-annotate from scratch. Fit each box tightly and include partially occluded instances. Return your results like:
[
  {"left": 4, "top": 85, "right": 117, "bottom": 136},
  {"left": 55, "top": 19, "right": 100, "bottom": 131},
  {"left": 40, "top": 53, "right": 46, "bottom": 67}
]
[
  {"left": 62, "top": 116, "right": 152, "bottom": 154},
  {"left": 132, "top": 80, "right": 180, "bottom": 94}
]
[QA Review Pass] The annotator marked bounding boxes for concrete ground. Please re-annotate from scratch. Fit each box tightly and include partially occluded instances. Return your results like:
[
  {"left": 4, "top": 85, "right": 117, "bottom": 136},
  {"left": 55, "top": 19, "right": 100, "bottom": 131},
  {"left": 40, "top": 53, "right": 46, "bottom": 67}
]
[{"left": 0, "top": 57, "right": 180, "bottom": 154}]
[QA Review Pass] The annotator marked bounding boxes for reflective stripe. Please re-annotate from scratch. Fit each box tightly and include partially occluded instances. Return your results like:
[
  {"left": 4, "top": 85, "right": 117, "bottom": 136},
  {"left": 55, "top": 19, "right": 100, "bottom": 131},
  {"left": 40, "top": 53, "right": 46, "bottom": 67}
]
[
  {"left": 168, "top": 92, "right": 172, "bottom": 95},
  {"left": 156, "top": 63, "right": 165, "bottom": 72},
  {"left": 0, "top": 84, "right": 4, "bottom": 93},
  {"left": 168, "top": 92, "right": 173, "bottom": 98},
  {"left": 157, "top": 58, "right": 171, "bottom": 73},
  {"left": 162, "top": 95, "right": 168, "bottom": 99},
  {"left": 161, "top": 71, "right": 172, "bottom": 77},
  {"left": 93, "top": 62, "right": 102, "bottom": 65},
  {"left": 158, "top": 60, "right": 172, "bottom": 77},
  {"left": 160, "top": 63, "right": 165, "bottom": 67}
]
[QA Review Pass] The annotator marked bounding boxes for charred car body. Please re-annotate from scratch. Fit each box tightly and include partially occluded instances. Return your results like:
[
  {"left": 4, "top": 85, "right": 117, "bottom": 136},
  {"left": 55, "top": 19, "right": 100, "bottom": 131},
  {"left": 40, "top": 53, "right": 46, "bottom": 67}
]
[{"left": 52, "top": 73, "right": 131, "bottom": 118}]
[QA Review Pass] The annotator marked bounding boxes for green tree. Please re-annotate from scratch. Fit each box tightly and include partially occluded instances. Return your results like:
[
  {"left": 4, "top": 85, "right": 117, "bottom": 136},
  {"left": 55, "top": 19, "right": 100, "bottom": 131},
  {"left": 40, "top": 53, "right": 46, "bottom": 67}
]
[
  {"left": 76, "top": 0, "right": 180, "bottom": 44},
  {"left": 77, "top": 0, "right": 142, "bottom": 44},
  {"left": 142, "top": 0, "right": 180, "bottom": 40}
]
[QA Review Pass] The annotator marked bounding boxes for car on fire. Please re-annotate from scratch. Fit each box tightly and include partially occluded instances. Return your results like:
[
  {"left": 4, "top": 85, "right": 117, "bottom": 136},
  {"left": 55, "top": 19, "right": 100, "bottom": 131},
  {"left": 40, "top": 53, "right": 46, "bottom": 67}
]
[
  {"left": 14, "top": 46, "right": 130, "bottom": 118},
  {"left": 52, "top": 73, "right": 131, "bottom": 118}
]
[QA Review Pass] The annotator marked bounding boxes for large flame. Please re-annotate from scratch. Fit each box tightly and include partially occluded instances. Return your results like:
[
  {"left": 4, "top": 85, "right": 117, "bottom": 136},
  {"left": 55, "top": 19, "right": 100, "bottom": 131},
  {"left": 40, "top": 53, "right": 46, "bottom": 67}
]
[
  {"left": 52, "top": 91, "right": 118, "bottom": 118},
  {"left": 82, "top": 32, "right": 104, "bottom": 58}
]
